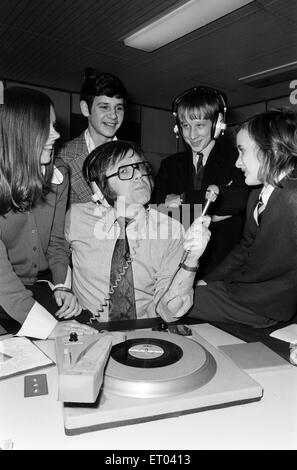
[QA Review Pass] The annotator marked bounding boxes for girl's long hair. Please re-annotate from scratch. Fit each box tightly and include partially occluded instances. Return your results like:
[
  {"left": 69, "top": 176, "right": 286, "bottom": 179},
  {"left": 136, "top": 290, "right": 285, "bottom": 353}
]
[{"left": 0, "top": 86, "right": 54, "bottom": 215}]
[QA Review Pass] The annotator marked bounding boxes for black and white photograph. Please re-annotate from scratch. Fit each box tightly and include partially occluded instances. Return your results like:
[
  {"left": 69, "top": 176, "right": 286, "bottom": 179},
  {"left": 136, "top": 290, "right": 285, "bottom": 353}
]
[{"left": 0, "top": 0, "right": 297, "bottom": 453}]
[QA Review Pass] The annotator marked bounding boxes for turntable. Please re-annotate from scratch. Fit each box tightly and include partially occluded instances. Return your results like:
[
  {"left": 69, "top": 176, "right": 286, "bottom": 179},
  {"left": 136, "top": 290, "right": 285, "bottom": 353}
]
[{"left": 62, "top": 329, "right": 263, "bottom": 435}]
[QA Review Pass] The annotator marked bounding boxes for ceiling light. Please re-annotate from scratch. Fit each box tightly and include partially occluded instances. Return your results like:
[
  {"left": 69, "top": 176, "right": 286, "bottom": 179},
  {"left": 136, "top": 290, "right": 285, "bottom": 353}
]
[
  {"left": 123, "top": 0, "right": 254, "bottom": 52},
  {"left": 238, "top": 61, "right": 297, "bottom": 88}
]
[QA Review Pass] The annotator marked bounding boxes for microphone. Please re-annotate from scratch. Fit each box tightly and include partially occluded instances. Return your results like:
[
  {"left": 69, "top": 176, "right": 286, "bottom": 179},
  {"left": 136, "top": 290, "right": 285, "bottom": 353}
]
[
  {"left": 157, "top": 185, "right": 220, "bottom": 322},
  {"left": 180, "top": 185, "right": 220, "bottom": 265},
  {"left": 201, "top": 184, "right": 220, "bottom": 216}
]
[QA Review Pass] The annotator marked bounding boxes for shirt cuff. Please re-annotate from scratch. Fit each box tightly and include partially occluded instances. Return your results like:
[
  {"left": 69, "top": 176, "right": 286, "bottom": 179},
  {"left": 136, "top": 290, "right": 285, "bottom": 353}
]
[
  {"left": 38, "top": 266, "right": 72, "bottom": 291},
  {"left": 16, "top": 301, "right": 58, "bottom": 339},
  {"left": 54, "top": 266, "right": 72, "bottom": 290}
]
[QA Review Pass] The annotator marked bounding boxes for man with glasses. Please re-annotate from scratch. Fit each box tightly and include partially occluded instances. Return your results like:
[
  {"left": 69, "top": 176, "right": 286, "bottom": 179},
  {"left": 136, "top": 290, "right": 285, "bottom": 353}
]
[
  {"left": 57, "top": 71, "right": 127, "bottom": 205},
  {"left": 63, "top": 140, "right": 211, "bottom": 325}
]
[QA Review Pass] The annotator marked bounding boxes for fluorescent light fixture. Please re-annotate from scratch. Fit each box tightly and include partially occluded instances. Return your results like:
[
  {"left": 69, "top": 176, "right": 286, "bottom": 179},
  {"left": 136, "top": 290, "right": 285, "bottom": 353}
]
[
  {"left": 238, "top": 61, "right": 297, "bottom": 88},
  {"left": 123, "top": 0, "right": 254, "bottom": 52}
]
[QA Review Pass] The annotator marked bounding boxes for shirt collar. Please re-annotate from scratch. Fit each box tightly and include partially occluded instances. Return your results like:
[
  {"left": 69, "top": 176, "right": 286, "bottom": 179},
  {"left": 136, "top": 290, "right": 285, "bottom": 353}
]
[
  {"left": 51, "top": 166, "right": 64, "bottom": 184},
  {"left": 96, "top": 204, "right": 147, "bottom": 235},
  {"left": 192, "top": 140, "right": 215, "bottom": 166},
  {"left": 260, "top": 184, "right": 274, "bottom": 206},
  {"left": 41, "top": 164, "right": 64, "bottom": 184},
  {"left": 85, "top": 128, "right": 118, "bottom": 153},
  {"left": 84, "top": 129, "right": 96, "bottom": 153},
  {"left": 260, "top": 170, "right": 289, "bottom": 205}
]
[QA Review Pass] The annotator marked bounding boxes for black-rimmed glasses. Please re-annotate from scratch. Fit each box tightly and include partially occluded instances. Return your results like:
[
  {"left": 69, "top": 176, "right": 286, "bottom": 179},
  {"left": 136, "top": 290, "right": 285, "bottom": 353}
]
[{"left": 105, "top": 161, "right": 152, "bottom": 181}]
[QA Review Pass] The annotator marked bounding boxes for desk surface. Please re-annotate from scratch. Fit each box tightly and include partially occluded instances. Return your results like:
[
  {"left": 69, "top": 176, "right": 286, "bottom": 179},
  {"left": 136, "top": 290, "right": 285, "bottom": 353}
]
[{"left": 1, "top": 324, "right": 297, "bottom": 450}]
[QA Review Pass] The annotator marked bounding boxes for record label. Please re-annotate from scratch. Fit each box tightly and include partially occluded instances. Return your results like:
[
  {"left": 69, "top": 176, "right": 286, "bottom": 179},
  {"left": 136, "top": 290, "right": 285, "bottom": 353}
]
[
  {"left": 128, "top": 343, "right": 164, "bottom": 360},
  {"left": 111, "top": 337, "right": 182, "bottom": 368}
]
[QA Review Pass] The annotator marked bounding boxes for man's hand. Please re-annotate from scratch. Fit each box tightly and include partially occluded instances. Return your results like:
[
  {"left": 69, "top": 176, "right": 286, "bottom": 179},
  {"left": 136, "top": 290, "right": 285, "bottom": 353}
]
[
  {"left": 48, "top": 319, "right": 97, "bottom": 339},
  {"left": 54, "top": 291, "right": 82, "bottom": 319},
  {"left": 183, "top": 215, "right": 211, "bottom": 261}
]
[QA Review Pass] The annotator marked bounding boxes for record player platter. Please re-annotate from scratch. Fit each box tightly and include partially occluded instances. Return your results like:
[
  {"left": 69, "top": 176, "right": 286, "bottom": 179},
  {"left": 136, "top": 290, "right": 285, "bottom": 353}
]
[{"left": 104, "top": 331, "right": 217, "bottom": 398}]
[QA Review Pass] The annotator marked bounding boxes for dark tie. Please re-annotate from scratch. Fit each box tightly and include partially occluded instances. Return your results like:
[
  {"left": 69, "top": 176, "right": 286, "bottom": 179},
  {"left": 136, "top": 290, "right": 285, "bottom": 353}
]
[
  {"left": 108, "top": 217, "right": 137, "bottom": 321},
  {"left": 256, "top": 195, "right": 265, "bottom": 224},
  {"left": 193, "top": 152, "right": 204, "bottom": 190}
]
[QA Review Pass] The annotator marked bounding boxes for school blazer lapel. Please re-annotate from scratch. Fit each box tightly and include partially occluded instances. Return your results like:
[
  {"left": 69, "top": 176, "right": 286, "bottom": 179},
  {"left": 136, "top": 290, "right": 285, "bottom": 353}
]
[{"left": 202, "top": 143, "right": 224, "bottom": 187}]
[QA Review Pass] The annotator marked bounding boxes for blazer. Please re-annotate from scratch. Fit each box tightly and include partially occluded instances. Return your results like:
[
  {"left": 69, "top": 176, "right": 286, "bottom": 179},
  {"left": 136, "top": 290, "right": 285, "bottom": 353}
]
[
  {"left": 206, "top": 171, "right": 297, "bottom": 322},
  {"left": 151, "top": 137, "right": 251, "bottom": 275},
  {"left": 57, "top": 131, "right": 93, "bottom": 205}
]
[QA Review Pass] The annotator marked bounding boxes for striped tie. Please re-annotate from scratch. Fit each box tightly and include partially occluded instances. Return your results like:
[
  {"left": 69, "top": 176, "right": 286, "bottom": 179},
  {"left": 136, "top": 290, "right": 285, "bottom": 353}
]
[
  {"left": 108, "top": 217, "right": 137, "bottom": 321},
  {"left": 256, "top": 195, "right": 265, "bottom": 224},
  {"left": 193, "top": 152, "right": 204, "bottom": 190}
]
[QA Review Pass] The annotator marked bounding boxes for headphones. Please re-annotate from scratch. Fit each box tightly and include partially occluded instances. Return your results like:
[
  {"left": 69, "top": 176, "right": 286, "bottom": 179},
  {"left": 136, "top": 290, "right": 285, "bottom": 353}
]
[
  {"left": 83, "top": 149, "right": 112, "bottom": 206},
  {"left": 172, "top": 86, "right": 227, "bottom": 140}
]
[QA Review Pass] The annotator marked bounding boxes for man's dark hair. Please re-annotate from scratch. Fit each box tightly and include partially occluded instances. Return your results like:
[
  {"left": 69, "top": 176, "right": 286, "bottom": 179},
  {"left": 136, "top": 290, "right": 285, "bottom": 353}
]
[
  {"left": 80, "top": 72, "right": 127, "bottom": 112},
  {"left": 83, "top": 140, "right": 151, "bottom": 206}
]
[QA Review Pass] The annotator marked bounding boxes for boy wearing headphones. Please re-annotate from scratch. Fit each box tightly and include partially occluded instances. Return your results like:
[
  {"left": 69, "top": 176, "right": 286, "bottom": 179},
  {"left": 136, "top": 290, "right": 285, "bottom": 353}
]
[
  {"left": 58, "top": 71, "right": 127, "bottom": 205},
  {"left": 63, "top": 140, "right": 211, "bottom": 326},
  {"left": 152, "top": 87, "right": 250, "bottom": 277}
]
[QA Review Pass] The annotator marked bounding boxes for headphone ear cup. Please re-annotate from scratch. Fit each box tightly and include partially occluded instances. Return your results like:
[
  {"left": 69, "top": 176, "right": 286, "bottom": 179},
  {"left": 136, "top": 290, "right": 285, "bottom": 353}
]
[
  {"left": 173, "top": 124, "right": 179, "bottom": 138},
  {"left": 210, "top": 112, "right": 218, "bottom": 139},
  {"left": 212, "top": 112, "right": 226, "bottom": 139},
  {"left": 80, "top": 100, "right": 90, "bottom": 117},
  {"left": 90, "top": 181, "right": 110, "bottom": 207},
  {"left": 90, "top": 181, "right": 104, "bottom": 201}
]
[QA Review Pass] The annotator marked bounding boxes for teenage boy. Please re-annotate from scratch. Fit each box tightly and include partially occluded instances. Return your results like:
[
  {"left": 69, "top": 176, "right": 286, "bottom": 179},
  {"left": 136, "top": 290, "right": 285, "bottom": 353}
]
[
  {"left": 152, "top": 86, "right": 250, "bottom": 277},
  {"left": 58, "top": 72, "right": 127, "bottom": 204}
]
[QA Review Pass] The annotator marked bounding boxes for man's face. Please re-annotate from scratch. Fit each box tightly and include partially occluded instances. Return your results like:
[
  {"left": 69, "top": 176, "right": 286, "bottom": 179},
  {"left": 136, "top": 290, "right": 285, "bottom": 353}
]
[
  {"left": 106, "top": 150, "right": 152, "bottom": 208},
  {"left": 179, "top": 110, "right": 213, "bottom": 153},
  {"left": 84, "top": 95, "right": 124, "bottom": 142}
]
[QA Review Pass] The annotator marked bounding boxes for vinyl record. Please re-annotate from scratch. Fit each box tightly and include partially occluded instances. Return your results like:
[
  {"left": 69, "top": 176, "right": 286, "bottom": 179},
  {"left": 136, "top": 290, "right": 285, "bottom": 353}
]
[
  {"left": 103, "top": 331, "right": 217, "bottom": 398},
  {"left": 110, "top": 337, "right": 182, "bottom": 368}
]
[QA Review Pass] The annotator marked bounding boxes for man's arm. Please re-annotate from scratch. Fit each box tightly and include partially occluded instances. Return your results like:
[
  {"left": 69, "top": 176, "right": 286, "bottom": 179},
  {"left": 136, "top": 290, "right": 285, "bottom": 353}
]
[{"left": 155, "top": 216, "right": 211, "bottom": 322}]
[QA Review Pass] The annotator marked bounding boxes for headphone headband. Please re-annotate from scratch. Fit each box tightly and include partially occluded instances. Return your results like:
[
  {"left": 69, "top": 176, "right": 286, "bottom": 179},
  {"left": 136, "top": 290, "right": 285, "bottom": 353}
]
[{"left": 172, "top": 86, "right": 227, "bottom": 115}]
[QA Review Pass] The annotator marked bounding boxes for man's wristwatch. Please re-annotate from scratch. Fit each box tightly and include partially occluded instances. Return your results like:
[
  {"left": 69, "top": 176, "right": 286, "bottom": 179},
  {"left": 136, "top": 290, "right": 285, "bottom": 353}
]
[{"left": 179, "top": 262, "right": 199, "bottom": 272}]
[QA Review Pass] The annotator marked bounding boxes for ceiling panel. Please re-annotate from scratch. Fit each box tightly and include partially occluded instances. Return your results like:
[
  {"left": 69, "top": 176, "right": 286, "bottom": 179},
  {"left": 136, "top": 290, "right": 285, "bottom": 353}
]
[{"left": 0, "top": 0, "right": 296, "bottom": 109}]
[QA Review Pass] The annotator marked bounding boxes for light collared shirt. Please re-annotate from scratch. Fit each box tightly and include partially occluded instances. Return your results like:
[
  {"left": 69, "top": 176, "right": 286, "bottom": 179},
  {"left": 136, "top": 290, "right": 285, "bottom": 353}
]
[
  {"left": 84, "top": 129, "right": 117, "bottom": 154},
  {"left": 84, "top": 129, "right": 96, "bottom": 153},
  {"left": 192, "top": 140, "right": 215, "bottom": 171},
  {"left": 65, "top": 203, "right": 193, "bottom": 321}
]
